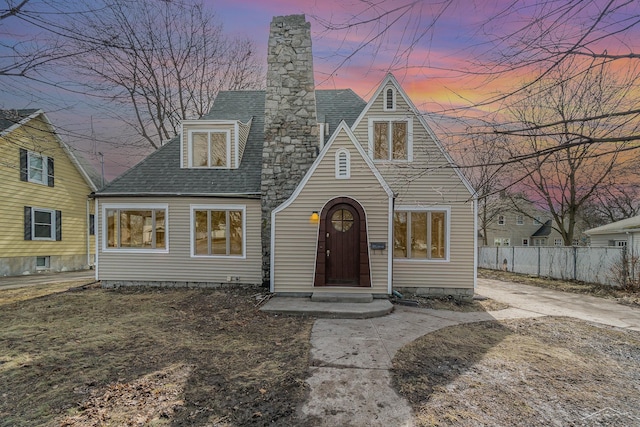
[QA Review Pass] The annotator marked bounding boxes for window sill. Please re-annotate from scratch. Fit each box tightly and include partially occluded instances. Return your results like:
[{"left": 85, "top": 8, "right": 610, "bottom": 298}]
[
  {"left": 191, "top": 254, "right": 246, "bottom": 259},
  {"left": 394, "top": 258, "right": 449, "bottom": 263},
  {"left": 103, "top": 248, "right": 169, "bottom": 254}
]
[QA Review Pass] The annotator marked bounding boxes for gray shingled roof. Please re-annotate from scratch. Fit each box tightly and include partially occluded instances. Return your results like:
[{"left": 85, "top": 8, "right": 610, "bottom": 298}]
[
  {"left": 0, "top": 109, "right": 40, "bottom": 134},
  {"left": 96, "top": 89, "right": 366, "bottom": 196},
  {"left": 532, "top": 220, "right": 553, "bottom": 237}
]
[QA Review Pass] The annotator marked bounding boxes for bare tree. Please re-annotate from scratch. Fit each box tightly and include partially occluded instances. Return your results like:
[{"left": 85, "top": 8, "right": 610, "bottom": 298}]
[
  {"left": 500, "top": 59, "right": 635, "bottom": 245},
  {"left": 580, "top": 178, "right": 640, "bottom": 228},
  {"left": 67, "top": 0, "right": 262, "bottom": 149},
  {"left": 449, "top": 131, "right": 510, "bottom": 245},
  {"left": 314, "top": 0, "right": 640, "bottom": 152}
]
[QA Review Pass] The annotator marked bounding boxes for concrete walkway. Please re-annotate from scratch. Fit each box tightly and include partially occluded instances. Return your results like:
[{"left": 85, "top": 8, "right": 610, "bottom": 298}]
[
  {"left": 477, "top": 278, "right": 640, "bottom": 331},
  {"left": 301, "top": 278, "right": 640, "bottom": 426},
  {"left": 0, "top": 270, "right": 96, "bottom": 290}
]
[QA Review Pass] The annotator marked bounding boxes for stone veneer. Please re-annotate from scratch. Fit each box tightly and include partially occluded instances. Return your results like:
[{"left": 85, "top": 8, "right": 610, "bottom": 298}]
[{"left": 261, "top": 14, "right": 318, "bottom": 285}]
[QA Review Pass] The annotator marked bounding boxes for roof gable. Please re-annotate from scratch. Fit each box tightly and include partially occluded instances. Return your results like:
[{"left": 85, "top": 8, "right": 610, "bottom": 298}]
[
  {"left": 0, "top": 109, "right": 41, "bottom": 136},
  {"left": 351, "top": 73, "right": 475, "bottom": 197},
  {"left": 273, "top": 121, "right": 394, "bottom": 216}
]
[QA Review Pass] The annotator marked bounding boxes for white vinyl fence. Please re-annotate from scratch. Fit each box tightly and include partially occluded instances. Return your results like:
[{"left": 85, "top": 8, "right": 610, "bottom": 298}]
[{"left": 478, "top": 246, "right": 625, "bottom": 286}]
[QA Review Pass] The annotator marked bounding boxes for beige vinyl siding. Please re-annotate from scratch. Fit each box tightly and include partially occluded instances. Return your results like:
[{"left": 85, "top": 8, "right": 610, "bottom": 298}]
[
  {"left": 96, "top": 196, "right": 262, "bottom": 284},
  {"left": 353, "top": 83, "right": 475, "bottom": 289},
  {"left": 237, "top": 119, "right": 251, "bottom": 165},
  {"left": 273, "top": 128, "right": 391, "bottom": 294},
  {"left": 0, "top": 115, "right": 94, "bottom": 259},
  {"left": 181, "top": 121, "right": 237, "bottom": 168}
]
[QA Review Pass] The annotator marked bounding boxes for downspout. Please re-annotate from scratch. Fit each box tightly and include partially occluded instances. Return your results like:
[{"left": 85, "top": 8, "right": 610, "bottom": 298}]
[
  {"left": 94, "top": 198, "right": 99, "bottom": 281},
  {"left": 86, "top": 199, "right": 91, "bottom": 268}
]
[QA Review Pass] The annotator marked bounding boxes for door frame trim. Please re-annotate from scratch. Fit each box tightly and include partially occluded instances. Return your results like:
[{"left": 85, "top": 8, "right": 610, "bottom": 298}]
[{"left": 314, "top": 197, "right": 371, "bottom": 287}]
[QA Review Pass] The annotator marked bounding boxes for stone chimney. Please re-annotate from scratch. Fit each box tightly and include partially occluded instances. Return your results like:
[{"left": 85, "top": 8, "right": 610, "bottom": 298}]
[{"left": 261, "top": 14, "right": 318, "bottom": 285}]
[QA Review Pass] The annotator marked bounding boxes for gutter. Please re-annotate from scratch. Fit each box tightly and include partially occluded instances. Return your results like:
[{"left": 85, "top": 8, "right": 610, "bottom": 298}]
[{"left": 89, "top": 192, "right": 261, "bottom": 199}]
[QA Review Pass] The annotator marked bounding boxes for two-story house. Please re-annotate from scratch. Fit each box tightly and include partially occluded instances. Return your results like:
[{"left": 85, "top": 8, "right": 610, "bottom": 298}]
[
  {"left": 0, "top": 109, "right": 100, "bottom": 276},
  {"left": 481, "top": 197, "right": 573, "bottom": 246},
  {"left": 92, "top": 15, "right": 477, "bottom": 299}
]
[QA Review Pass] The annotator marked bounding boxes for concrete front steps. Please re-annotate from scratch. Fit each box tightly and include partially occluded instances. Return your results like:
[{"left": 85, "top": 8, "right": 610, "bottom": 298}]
[{"left": 260, "top": 293, "right": 393, "bottom": 319}]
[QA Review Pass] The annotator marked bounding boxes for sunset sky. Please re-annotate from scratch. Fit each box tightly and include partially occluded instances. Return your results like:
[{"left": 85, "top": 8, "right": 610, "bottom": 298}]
[{"left": 1, "top": 0, "right": 638, "bottom": 179}]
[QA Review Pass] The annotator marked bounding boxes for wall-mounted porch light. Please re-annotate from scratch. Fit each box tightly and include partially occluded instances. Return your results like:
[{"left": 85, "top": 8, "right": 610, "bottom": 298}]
[{"left": 310, "top": 211, "right": 319, "bottom": 224}]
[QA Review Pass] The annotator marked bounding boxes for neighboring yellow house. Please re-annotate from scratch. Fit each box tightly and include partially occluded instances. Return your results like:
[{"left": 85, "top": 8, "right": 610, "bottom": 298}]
[{"left": 0, "top": 109, "right": 100, "bottom": 276}]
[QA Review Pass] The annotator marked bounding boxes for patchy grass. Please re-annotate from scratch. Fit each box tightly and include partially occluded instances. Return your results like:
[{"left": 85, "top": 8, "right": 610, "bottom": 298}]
[
  {"left": 0, "top": 285, "right": 313, "bottom": 427},
  {"left": 0, "top": 281, "right": 95, "bottom": 306},
  {"left": 479, "top": 268, "right": 640, "bottom": 307},
  {"left": 394, "top": 294, "right": 509, "bottom": 312},
  {"left": 393, "top": 317, "right": 640, "bottom": 426}
]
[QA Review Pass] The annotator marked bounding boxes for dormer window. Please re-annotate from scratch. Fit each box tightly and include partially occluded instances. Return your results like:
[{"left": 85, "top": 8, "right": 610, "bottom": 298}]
[
  {"left": 335, "top": 149, "right": 350, "bottom": 179},
  {"left": 368, "top": 117, "right": 413, "bottom": 161},
  {"left": 188, "top": 130, "right": 230, "bottom": 168},
  {"left": 384, "top": 87, "right": 396, "bottom": 111}
]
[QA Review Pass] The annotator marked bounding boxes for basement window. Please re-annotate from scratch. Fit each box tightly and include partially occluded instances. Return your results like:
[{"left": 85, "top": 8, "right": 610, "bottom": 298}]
[{"left": 36, "top": 256, "right": 50, "bottom": 270}]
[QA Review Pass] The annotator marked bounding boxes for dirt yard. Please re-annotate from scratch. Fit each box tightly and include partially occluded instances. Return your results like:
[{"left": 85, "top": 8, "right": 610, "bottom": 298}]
[
  {"left": 0, "top": 284, "right": 312, "bottom": 427},
  {"left": 393, "top": 317, "right": 640, "bottom": 426}
]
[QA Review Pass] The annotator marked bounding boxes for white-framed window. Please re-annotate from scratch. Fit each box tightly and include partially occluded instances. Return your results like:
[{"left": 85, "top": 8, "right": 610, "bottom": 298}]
[
  {"left": 494, "top": 237, "right": 511, "bottom": 246},
  {"left": 615, "top": 240, "right": 627, "bottom": 247},
  {"left": 533, "top": 216, "right": 542, "bottom": 225},
  {"left": 36, "top": 256, "right": 50, "bottom": 269},
  {"left": 516, "top": 215, "right": 524, "bottom": 225},
  {"left": 335, "top": 148, "right": 350, "bottom": 179},
  {"left": 368, "top": 117, "right": 413, "bottom": 161},
  {"left": 384, "top": 87, "right": 396, "bottom": 111},
  {"left": 28, "top": 152, "right": 47, "bottom": 184},
  {"left": 191, "top": 205, "right": 245, "bottom": 257},
  {"left": 188, "top": 129, "right": 231, "bottom": 168},
  {"left": 25, "top": 207, "right": 61, "bottom": 240},
  {"left": 522, "top": 238, "right": 529, "bottom": 246},
  {"left": 498, "top": 215, "right": 505, "bottom": 225},
  {"left": 532, "top": 237, "right": 546, "bottom": 246},
  {"left": 394, "top": 206, "right": 449, "bottom": 261},
  {"left": 103, "top": 204, "right": 168, "bottom": 251},
  {"left": 554, "top": 238, "right": 563, "bottom": 246},
  {"left": 20, "top": 148, "right": 54, "bottom": 186}
]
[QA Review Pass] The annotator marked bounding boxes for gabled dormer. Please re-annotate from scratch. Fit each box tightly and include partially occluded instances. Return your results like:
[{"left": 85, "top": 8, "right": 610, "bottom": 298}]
[{"left": 180, "top": 118, "right": 252, "bottom": 169}]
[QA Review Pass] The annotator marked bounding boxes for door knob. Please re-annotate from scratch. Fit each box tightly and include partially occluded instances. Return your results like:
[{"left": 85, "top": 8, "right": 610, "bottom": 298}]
[{"left": 326, "top": 249, "right": 330, "bottom": 257}]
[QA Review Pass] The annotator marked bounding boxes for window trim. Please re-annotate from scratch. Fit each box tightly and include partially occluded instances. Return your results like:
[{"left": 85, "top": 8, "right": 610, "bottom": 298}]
[
  {"left": 102, "top": 203, "right": 169, "bottom": 253},
  {"left": 187, "top": 129, "right": 231, "bottom": 168},
  {"left": 393, "top": 205, "right": 450, "bottom": 262},
  {"left": 522, "top": 238, "right": 529, "bottom": 246},
  {"left": 36, "top": 256, "right": 50, "bottom": 270},
  {"left": 554, "top": 238, "right": 563, "bottom": 246},
  {"left": 516, "top": 215, "right": 524, "bottom": 225},
  {"left": 190, "top": 204, "right": 246, "bottom": 259},
  {"left": 497, "top": 215, "right": 505, "bottom": 225},
  {"left": 31, "top": 207, "right": 56, "bottom": 241},
  {"left": 335, "top": 148, "right": 351, "bottom": 179},
  {"left": 383, "top": 87, "right": 396, "bottom": 111},
  {"left": 367, "top": 117, "right": 413, "bottom": 162}
]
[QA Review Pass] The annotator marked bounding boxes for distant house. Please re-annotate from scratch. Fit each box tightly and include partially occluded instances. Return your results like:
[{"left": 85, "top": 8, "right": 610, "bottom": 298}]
[
  {"left": 91, "top": 15, "right": 477, "bottom": 299},
  {"left": 0, "top": 109, "right": 100, "bottom": 276},
  {"left": 585, "top": 215, "right": 640, "bottom": 258},
  {"left": 481, "top": 198, "right": 568, "bottom": 246}
]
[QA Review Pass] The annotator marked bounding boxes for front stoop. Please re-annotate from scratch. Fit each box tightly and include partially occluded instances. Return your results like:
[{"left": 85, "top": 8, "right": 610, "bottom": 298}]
[
  {"left": 310, "top": 292, "right": 373, "bottom": 303},
  {"left": 260, "top": 295, "right": 393, "bottom": 319}
]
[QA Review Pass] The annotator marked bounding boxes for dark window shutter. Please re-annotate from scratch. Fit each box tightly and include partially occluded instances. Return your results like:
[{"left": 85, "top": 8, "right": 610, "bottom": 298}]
[
  {"left": 56, "top": 210, "right": 62, "bottom": 241},
  {"left": 47, "top": 157, "right": 55, "bottom": 187},
  {"left": 24, "top": 206, "right": 32, "bottom": 240},
  {"left": 20, "top": 149, "right": 27, "bottom": 181}
]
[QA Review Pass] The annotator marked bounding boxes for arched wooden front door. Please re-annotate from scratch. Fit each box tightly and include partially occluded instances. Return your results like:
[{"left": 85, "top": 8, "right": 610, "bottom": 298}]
[
  {"left": 326, "top": 203, "right": 359, "bottom": 284},
  {"left": 314, "top": 197, "right": 371, "bottom": 287}
]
